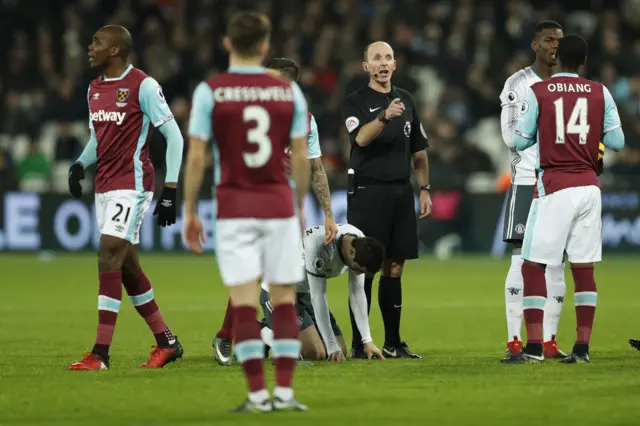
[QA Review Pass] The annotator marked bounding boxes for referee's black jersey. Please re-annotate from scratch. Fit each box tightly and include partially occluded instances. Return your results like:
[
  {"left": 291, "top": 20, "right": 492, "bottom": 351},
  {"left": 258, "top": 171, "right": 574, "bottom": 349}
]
[{"left": 342, "top": 84, "right": 428, "bottom": 183}]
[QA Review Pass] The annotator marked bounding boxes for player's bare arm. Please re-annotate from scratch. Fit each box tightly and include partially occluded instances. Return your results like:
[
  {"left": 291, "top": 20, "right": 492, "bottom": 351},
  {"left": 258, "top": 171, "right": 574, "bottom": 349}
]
[
  {"left": 412, "top": 149, "right": 431, "bottom": 219},
  {"left": 290, "top": 135, "right": 310, "bottom": 212},
  {"left": 183, "top": 137, "right": 207, "bottom": 253},
  {"left": 309, "top": 157, "right": 337, "bottom": 243}
]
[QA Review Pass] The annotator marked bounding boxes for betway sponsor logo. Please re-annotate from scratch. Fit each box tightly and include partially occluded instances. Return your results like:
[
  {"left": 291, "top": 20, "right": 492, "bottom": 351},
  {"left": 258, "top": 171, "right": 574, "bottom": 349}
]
[
  {"left": 213, "top": 86, "right": 293, "bottom": 103},
  {"left": 90, "top": 110, "right": 126, "bottom": 125}
]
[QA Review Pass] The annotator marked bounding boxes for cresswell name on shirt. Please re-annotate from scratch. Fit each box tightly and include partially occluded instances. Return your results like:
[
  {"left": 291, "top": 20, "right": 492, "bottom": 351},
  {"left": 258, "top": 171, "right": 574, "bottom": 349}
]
[{"left": 212, "top": 86, "right": 293, "bottom": 102}]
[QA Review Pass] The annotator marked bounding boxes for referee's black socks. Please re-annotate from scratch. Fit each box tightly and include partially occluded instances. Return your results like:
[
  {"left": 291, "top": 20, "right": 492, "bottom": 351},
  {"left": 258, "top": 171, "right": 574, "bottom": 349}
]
[
  {"left": 349, "top": 276, "right": 373, "bottom": 348},
  {"left": 379, "top": 276, "right": 402, "bottom": 347}
]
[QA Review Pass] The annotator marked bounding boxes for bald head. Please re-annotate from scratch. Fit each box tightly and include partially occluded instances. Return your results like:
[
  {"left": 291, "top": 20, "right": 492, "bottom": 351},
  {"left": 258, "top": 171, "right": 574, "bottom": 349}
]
[
  {"left": 364, "top": 41, "right": 394, "bottom": 61},
  {"left": 362, "top": 41, "right": 396, "bottom": 87},
  {"left": 100, "top": 25, "right": 133, "bottom": 60}
]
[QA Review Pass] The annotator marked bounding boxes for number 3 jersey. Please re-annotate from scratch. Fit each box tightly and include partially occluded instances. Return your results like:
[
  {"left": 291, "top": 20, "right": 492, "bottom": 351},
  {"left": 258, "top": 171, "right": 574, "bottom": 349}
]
[
  {"left": 499, "top": 66, "right": 543, "bottom": 185},
  {"left": 187, "top": 66, "right": 308, "bottom": 219}
]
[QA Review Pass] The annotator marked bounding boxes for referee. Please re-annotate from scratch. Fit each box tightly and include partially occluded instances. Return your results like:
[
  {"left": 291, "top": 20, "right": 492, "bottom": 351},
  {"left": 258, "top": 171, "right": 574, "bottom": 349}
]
[{"left": 342, "top": 41, "right": 431, "bottom": 359}]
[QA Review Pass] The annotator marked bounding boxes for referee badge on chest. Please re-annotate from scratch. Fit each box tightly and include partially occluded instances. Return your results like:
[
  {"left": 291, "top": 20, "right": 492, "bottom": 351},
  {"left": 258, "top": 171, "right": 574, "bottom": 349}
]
[
  {"left": 404, "top": 121, "right": 411, "bottom": 137},
  {"left": 116, "top": 88, "right": 130, "bottom": 107}
]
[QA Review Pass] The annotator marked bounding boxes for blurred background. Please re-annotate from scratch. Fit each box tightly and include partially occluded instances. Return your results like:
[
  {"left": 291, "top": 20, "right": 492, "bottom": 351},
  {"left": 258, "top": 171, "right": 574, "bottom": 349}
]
[{"left": 0, "top": 0, "right": 639, "bottom": 256}]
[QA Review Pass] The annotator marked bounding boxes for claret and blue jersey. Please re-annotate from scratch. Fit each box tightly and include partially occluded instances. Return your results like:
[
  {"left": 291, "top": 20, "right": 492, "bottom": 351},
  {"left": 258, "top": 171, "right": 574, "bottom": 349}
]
[
  {"left": 187, "top": 65, "right": 309, "bottom": 220},
  {"left": 78, "top": 64, "right": 183, "bottom": 193},
  {"left": 513, "top": 72, "right": 625, "bottom": 197}
]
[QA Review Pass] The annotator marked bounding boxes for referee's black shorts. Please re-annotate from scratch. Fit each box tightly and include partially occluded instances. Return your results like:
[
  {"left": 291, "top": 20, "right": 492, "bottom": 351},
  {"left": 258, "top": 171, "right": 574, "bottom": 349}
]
[{"left": 347, "top": 180, "right": 418, "bottom": 261}]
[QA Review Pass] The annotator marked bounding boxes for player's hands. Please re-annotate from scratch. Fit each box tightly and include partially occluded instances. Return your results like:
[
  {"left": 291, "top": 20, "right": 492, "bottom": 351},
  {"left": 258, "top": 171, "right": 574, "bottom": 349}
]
[
  {"left": 327, "top": 351, "right": 346, "bottom": 362},
  {"left": 418, "top": 190, "right": 432, "bottom": 219},
  {"left": 385, "top": 98, "right": 405, "bottom": 119},
  {"left": 153, "top": 186, "right": 177, "bottom": 227},
  {"left": 364, "top": 342, "right": 385, "bottom": 360},
  {"left": 184, "top": 214, "right": 205, "bottom": 253},
  {"left": 68, "top": 163, "right": 85, "bottom": 198},
  {"left": 324, "top": 216, "right": 338, "bottom": 244}
]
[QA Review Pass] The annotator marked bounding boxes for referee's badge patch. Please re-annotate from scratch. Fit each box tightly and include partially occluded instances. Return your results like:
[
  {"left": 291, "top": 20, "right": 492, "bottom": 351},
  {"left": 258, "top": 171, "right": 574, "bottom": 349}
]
[
  {"left": 404, "top": 121, "right": 411, "bottom": 137},
  {"left": 345, "top": 116, "right": 359, "bottom": 133},
  {"left": 515, "top": 223, "right": 525, "bottom": 235}
]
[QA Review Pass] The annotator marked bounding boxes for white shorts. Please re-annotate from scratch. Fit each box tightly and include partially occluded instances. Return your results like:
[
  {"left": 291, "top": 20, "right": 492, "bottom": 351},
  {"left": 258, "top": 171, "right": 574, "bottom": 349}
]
[
  {"left": 216, "top": 216, "right": 304, "bottom": 287},
  {"left": 522, "top": 186, "right": 602, "bottom": 266},
  {"left": 95, "top": 190, "right": 153, "bottom": 244}
]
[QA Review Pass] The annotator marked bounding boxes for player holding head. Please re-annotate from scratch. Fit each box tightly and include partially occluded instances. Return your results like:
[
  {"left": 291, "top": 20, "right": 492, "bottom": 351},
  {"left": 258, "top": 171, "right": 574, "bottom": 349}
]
[
  {"left": 68, "top": 25, "right": 185, "bottom": 370},
  {"left": 183, "top": 12, "right": 310, "bottom": 412},
  {"left": 503, "top": 35, "right": 624, "bottom": 364},
  {"left": 498, "top": 20, "right": 570, "bottom": 361},
  {"left": 211, "top": 57, "right": 339, "bottom": 366}
]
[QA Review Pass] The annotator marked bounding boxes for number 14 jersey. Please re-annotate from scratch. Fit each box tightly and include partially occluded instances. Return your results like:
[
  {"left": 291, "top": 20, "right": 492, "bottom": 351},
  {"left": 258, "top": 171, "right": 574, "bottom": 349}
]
[
  {"left": 514, "top": 73, "right": 622, "bottom": 198},
  {"left": 188, "top": 66, "right": 308, "bottom": 219}
]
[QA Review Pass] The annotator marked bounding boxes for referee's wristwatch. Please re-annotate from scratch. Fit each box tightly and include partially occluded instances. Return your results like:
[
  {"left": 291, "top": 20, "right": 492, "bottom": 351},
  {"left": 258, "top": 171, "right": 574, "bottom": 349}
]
[
  {"left": 420, "top": 184, "right": 431, "bottom": 192},
  {"left": 377, "top": 110, "right": 390, "bottom": 124}
]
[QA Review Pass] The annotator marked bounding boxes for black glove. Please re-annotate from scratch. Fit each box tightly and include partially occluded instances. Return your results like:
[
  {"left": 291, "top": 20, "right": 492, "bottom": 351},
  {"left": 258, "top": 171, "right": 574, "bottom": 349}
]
[
  {"left": 68, "top": 163, "right": 85, "bottom": 198},
  {"left": 153, "top": 186, "right": 177, "bottom": 227},
  {"left": 597, "top": 158, "right": 604, "bottom": 176}
]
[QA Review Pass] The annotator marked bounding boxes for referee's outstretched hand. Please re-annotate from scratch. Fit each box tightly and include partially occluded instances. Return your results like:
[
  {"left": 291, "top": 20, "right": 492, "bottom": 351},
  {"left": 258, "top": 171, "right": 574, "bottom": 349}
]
[{"left": 385, "top": 98, "right": 405, "bottom": 119}]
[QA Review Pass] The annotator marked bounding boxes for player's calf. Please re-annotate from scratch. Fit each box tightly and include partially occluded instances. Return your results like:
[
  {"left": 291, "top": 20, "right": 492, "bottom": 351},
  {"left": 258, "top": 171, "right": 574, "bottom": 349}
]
[
  {"left": 269, "top": 284, "right": 303, "bottom": 405},
  {"left": 560, "top": 264, "right": 597, "bottom": 363},
  {"left": 71, "top": 235, "right": 128, "bottom": 369}
]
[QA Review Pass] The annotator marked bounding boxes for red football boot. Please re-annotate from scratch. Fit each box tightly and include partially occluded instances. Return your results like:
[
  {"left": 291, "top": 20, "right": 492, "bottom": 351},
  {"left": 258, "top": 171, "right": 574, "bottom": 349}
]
[
  {"left": 139, "top": 338, "right": 184, "bottom": 368},
  {"left": 504, "top": 336, "right": 523, "bottom": 360},
  {"left": 544, "top": 335, "right": 568, "bottom": 359},
  {"left": 70, "top": 353, "right": 109, "bottom": 371}
]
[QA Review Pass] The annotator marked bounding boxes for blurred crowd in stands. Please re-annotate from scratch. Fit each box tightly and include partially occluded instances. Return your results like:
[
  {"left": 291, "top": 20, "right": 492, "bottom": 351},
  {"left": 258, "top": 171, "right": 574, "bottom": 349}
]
[{"left": 1, "top": 0, "right": 639, "bottom": 195}]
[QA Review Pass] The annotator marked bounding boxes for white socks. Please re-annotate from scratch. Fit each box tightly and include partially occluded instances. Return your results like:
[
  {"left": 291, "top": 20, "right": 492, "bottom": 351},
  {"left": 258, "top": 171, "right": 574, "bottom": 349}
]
[
  {"left": 505, "top": 250, "right": 566, "bottom": 343},
  {"left": 544, "top": 263, "right": 566, "bottom": 342},
  {"left": 505, "top": 252, "right": 524, "bottom": 341}
]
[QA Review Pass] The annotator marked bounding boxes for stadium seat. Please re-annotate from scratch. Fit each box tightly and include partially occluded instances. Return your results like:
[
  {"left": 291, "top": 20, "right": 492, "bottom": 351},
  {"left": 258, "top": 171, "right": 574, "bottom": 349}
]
[
  {"left": 11, "top": 135, "right": 31, "bottom": 163},
  {"left": 53, "top": 161, "right": 72, "bottom": 193},
  {"left": 19, "top": 177, "right": 50, "bottom": 193}
]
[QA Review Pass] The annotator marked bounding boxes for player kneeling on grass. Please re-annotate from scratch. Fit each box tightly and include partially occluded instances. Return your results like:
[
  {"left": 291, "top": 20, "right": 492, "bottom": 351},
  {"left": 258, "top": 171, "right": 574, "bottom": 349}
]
[
  {"left": 261, "top": 224, "right": 386, "bottom": 361},
  {"left": 68, "top": 25, "right": 184, "bottom": 370}
]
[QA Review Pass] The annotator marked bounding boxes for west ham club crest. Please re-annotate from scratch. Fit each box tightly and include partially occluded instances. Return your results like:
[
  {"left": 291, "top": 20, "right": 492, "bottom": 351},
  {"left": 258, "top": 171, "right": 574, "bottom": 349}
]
[{"left": 116, "top": 88, "right": 130, "bottom": 107}]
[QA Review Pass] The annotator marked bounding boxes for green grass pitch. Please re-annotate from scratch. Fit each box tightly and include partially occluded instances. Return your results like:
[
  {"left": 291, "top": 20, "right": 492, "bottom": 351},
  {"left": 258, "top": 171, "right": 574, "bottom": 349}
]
[{"left": 1, "top": 253, "right": 639, "bottom": 425}]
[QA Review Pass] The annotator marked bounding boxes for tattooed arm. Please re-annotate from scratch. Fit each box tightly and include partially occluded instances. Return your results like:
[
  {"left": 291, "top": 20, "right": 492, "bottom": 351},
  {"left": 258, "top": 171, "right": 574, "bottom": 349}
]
[{"left": 310, "top": 157, "right": 338, "bottom": 243}]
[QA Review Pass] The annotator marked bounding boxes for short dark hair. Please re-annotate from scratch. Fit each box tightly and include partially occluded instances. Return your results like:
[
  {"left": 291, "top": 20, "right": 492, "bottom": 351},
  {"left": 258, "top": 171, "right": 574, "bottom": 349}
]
[
  {"left": 264, "top": 57, "right": 300, "bottom": 81},
  {"left": 557, "top": 34, "right": 588, "bottom": 71},
  {"left": 352, "top": 237, "right": 385, "bottom": 273},
  {"left": 535, "top": 20, "right": 563, "bottom": 39},
  {"left": 227, "top": 12, "right": 271, "bottom": 57}
]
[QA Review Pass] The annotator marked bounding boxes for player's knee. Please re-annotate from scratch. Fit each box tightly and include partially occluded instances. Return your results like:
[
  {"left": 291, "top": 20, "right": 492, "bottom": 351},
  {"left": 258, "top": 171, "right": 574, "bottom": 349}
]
[
  {"left": 302, "top": 342, "right": 326, "bottom": 361},
  {"left": 98, "top": 238, "right": 127, "bottom": 271},
  {"left": 381, "top": 259, "right": 404, "bottom": 277}
]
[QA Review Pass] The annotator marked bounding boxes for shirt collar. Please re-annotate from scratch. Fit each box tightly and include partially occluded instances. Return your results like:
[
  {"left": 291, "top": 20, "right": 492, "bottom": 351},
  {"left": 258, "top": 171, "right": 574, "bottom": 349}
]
[
  {"left": 228, "top": 66, "right": 266, "bottom": 74},
  {"left": 365, "top": 82, "right": 398, "bottom": 97},
  {"left": 552, "top": 72, "right": 579, "bottom": 78}
]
